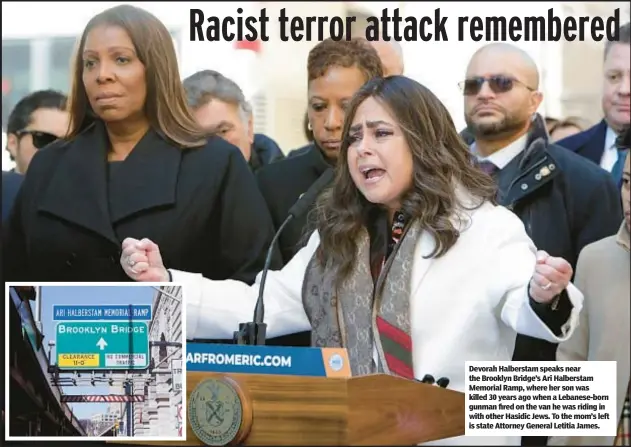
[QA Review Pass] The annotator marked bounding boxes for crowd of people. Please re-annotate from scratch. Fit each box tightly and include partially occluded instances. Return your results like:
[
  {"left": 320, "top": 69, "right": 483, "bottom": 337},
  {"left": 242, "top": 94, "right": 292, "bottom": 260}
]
[{"left": 2, "top": 4, "right": 630, "bottom": 447}]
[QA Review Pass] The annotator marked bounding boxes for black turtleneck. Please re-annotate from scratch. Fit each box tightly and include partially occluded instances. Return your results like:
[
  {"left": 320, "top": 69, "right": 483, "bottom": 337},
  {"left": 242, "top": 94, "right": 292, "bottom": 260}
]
[{"left": 255, "top": 143, "right": 334, "bottom": 264}]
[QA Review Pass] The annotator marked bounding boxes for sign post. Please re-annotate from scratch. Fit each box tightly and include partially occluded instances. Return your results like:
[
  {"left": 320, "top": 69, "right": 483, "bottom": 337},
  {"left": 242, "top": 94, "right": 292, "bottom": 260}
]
[
  {"left": 172, "top": 359, "right": 182, "bottom": 392},
  {"left": 54, "top": 305, "right": 152, "bottom": 370}
]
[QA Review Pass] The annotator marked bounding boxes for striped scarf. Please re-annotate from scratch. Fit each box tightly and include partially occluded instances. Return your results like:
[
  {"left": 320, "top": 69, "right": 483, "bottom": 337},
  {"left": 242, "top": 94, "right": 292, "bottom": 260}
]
[
  {"left": 302, "top": 215, "right": 421, "bottom": 378},
  {"left": 371, "top": 211, "right": 414, "bottom": 378},
  {"left": 615, "top": 380, "right": 630, "bottom": 446}
]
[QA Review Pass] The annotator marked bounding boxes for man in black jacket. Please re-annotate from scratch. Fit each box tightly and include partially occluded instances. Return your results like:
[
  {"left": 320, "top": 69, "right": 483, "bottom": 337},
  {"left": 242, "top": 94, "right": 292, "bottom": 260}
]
[
  {"left": 182, "top": 70, "right": 284, "bottom": 172},
  {"left": 462, "top": 43, "right": 622, "bottom": 446},
  {"left": 5, "top": 89, "right": 68, "bottom": 175}
]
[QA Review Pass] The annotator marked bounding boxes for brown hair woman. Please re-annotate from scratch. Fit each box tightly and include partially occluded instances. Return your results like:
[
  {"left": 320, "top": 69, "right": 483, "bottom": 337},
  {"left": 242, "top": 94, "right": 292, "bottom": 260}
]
[
  {"left": 256, "top": 38, "right": 384, "bottom": 268},
  {"left": 121, "top": 77, "right": 580, "bottom": 447}
]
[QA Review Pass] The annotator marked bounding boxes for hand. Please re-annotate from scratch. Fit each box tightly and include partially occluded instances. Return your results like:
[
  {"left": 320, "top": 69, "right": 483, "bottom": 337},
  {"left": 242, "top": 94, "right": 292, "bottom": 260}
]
[
  {"left": 529, "top": 250, "right": 573, "bottom": 304},
  {"left": 120, "top": 237, "right": 170, "bottom": 282}
]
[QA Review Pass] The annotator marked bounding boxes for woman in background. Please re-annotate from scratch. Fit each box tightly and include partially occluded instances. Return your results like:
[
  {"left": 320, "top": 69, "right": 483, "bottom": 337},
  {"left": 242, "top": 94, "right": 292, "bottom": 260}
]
[
  {"left": 550, "top": 127, "right": 630, "bottom": 446},
  {"left": 3, "top": 4, "right": 279, "bottom": 284},
  {"left": 252, "top": 38, "right": 383, "bottom": 348},
  {"left": 256, "top": 38, "right": 384, "bottom": 265},
  {"left": 121, "top": 76, "right": 582, "bottom": 445}
]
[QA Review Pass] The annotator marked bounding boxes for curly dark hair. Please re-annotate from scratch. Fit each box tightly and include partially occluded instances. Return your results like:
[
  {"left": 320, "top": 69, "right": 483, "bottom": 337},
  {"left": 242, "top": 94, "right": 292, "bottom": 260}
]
[
  {"left": 307, "top": 38, "right": 383, "bottom": 83},
  {"left": 313, "top": 76, "right": 497, "bottom": 283}
]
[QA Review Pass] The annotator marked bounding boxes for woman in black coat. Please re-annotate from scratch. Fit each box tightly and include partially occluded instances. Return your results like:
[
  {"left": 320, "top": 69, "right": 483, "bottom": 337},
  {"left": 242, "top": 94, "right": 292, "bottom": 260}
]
[
  {"left": 256, "top": 38, "right": 384, "bottom": 265},
  {"left": 3, "top": 4, "right": 279, "bottom": 284}
]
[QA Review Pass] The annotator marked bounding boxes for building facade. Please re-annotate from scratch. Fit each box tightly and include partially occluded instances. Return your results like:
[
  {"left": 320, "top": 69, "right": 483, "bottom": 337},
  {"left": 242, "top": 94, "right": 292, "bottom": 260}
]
[
  {"left": 90, "top": 411, "right": 119, "bottom": 425},
  {"left": 130, "top": 286, "right": 182, "bottom": 437}
]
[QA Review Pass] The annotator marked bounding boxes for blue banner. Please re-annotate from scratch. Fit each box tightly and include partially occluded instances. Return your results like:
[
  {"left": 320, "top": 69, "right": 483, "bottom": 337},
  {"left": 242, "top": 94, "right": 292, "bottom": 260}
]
[
  {"left": 53, "top": 305, "right": 152, "bottom": 321},
  {"left": 186, "top": 343, "right": 351, "bottom": 378}
]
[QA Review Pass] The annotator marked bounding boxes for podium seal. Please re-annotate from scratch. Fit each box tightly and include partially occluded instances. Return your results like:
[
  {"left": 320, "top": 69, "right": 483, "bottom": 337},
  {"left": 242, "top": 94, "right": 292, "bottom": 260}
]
[{"left": 188, "top": 377, "right": 244, "bottom": 446}]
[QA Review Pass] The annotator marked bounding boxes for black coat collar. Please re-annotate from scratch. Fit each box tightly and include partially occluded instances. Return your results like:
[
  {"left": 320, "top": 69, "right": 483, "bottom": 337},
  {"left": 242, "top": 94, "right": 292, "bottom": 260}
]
[
  {"left": 572, "top": 119, "right": 608, "bottom": 163},
  {"left": 500, "top": 114, "right": 560, "bottom": 206},
  {"left": 304, "top": 143, "right": 333, "bottom": 177},
  {"left": 38, "top": 121, "right": 182, "bottom": 246},
  {"left": 461, "top": 114, "right": 561, "bottom": 207}
]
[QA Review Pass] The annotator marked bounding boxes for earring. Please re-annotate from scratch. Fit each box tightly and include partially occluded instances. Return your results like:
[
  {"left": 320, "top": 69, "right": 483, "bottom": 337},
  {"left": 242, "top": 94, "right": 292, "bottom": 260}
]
[{"left": 307, "top": 121, "right": 312, "bottom": 131}]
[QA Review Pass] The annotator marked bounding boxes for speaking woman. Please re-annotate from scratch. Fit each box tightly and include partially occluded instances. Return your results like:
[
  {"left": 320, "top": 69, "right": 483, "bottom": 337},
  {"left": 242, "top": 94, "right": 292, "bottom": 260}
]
[
  {"left": 121, "top": 77, "right": 583, "bottom": 445},
  {"left": 3, "top": 5, "right": 280, "bottom": 284},
  {"left": 256, "top": 38, "right": 384, "bottom": 264}
]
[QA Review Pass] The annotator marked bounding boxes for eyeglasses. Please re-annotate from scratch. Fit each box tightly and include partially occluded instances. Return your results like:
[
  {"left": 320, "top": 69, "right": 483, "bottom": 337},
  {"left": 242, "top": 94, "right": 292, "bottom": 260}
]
[
  {"left": 459, "top": 75, "right": 535, "bottom": 96},
  {"left": 15, "top": 130, "right": 60, "bottom": 149}
]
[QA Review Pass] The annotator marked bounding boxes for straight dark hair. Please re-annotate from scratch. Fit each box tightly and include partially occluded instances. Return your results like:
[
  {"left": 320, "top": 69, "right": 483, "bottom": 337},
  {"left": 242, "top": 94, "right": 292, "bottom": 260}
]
[{"left": 66, "top": 4, "right": 207, "bottom": 148}]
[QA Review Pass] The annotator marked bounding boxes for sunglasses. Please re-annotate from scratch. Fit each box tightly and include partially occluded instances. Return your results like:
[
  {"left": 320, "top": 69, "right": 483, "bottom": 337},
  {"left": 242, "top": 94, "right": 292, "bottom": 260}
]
[
  {"left": 16, "top": 130, "right": 60, "bottom": 149},
  {"left": 459, "top": 75, "right": 535, "bottom": 96}
]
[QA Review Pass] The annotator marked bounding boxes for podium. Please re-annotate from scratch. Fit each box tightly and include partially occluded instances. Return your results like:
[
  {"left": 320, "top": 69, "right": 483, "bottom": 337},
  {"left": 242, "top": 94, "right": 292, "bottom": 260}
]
[{"left": 113, "top": 344, "right": 466, "bottom": 446}]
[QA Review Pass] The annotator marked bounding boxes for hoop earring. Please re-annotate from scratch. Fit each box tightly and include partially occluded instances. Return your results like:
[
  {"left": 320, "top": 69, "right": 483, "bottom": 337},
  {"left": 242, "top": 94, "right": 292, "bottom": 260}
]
[{"left": 307, "top": 121, "right": 312, "bottom": 131}]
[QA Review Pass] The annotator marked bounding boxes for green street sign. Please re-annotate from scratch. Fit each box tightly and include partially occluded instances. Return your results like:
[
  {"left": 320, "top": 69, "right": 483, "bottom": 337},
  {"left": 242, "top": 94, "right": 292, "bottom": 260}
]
[{"left": 55, "top": 321, "right": 149, "bottom": 370}]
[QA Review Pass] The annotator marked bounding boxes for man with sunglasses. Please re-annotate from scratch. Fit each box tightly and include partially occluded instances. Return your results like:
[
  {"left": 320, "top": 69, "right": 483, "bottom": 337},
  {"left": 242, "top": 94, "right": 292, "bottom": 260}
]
[
  {"left": 5, "top": 89, "right": 69, "bottom": 175},
  {"left": 460, "top": 44, "right": 623, "bottom": 446}
]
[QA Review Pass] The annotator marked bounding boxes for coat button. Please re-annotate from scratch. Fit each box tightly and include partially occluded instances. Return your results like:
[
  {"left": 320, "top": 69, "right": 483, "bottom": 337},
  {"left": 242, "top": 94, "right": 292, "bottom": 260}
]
[
  {"left": 112, "top": 250, "right": 123, "bottom": 266},
  {"left": 548, "top": 163, "right": 556, "bottom": 171},
  {"left": 535, "top": 173, "right": 542, "bottom": 181},
  {"left": 521, "top": 183, "right": 528, "bottom": 190}
]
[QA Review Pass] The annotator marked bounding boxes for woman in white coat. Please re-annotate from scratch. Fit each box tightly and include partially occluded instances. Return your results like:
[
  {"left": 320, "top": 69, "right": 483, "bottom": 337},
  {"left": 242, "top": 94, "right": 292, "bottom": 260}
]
[{"left": 121, "top": 76, "right": 582, "bottom": 445}]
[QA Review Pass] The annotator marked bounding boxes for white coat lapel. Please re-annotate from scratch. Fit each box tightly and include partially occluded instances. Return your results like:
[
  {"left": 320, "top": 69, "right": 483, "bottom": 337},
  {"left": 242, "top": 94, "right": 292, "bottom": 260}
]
[
  {"left": 410, "top": 229, "right": 438, "bottom": 298},
  {"left": 408, "top": 199, "right": 475, "bottom": 298}
]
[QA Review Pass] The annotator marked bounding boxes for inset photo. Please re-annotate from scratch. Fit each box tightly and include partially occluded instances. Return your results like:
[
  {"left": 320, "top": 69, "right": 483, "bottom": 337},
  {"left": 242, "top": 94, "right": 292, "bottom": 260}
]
[{"left": 6, "top": 283, "right": 186, "bottom": 441}]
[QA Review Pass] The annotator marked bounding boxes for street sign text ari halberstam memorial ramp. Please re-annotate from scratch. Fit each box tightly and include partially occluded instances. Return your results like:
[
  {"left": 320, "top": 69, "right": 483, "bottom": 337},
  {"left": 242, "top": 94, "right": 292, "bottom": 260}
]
[
  {"left": 53, "top": 305, "right": 152, "bottom": 371},
  {"left": 53, "top": 304, "right": 152, "bottom": 321}
]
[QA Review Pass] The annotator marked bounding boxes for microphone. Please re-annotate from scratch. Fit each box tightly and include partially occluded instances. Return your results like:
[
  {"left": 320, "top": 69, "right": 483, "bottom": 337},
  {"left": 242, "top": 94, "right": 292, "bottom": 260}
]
[
  {"left": 420, "top": 374, "right": 435, "bottom": 384},
  {"left": 233, "top": 168, "right": 335, "bottom": 345}
]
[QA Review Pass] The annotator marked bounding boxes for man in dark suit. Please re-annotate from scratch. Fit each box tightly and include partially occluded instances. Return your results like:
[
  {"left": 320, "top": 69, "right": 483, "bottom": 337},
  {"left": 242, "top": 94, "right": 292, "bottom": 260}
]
[
  {"left": 5, "top": 89, "right": 69, "bottom": 175},
  {"left": 557, "top": 22, "right": 630, "bottom": 185},
  {"left": 182, "top": 70, "right": 284, "bottom": 172},
  {"left": 252, "top": 133, "right": 285, "bottom": 168},
  {"left": 2, "top": 170, "right": 23, "bottom": 222},
  {"left": 462, "top": 42, "right": 623, "bottom": 446}
]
